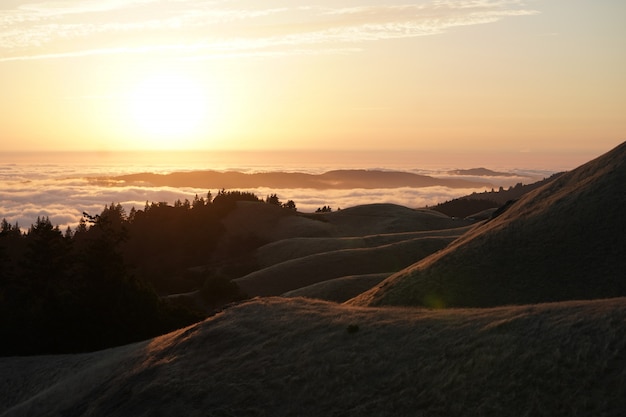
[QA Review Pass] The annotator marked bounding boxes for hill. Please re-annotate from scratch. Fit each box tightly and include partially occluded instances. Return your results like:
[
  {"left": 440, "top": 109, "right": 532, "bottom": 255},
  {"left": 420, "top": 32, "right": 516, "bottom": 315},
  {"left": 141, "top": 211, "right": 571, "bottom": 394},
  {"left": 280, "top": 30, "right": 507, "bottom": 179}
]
[
  {"left": 225, "top": 204, "right": 473, "bottom": 298},
  {"left": 219, "top": 202, "right": 473, "bottom": 244},
  {"left": 350, "top": 141, "right": 626, "bottom": 308},
  {"left": 2, "top": 297, "right": 626, "bottom": 417},
  {"left": 282, "top": 273, "right": 390, "bottom": 302},
  {"left": 431, "top": 173, "right": 564, "bottom": 218},
  {"left": 447, "top": 167, "right": 517, "bottom": 177},
  {"left": 234, "top": 235, "right": 457, "bottom": 297},
  {"left": 97, "top": 169, "right": 490, "bottom": 189},
  {"left": 255, "top": 226, "right": 473, "bottom": 268}
]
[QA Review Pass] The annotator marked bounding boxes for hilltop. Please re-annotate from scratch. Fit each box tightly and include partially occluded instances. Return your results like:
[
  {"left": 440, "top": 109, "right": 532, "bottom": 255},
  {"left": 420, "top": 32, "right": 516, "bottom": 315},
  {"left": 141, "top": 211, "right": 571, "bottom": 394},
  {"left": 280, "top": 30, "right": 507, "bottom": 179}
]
[
  {"left": 2, "top": 296, "right": 626, "bottom": 417},
  {"left": 350, "top": 141, "right": 626, "bottom": 308},
  {"left": 193, "top": 203, "right": 475, "bottom": 303}
]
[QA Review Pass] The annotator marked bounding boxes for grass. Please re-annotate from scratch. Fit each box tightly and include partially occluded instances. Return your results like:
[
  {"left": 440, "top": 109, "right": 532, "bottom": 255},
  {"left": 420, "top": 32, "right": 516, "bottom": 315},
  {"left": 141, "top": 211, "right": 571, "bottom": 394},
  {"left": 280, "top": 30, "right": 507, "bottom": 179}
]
[
  {"left": 235, "top": 235, "right": 458, "bottom": 296},
  {"left": 255, "top": 226, "right": 473, "bottom": 268},
  {"left": 3, "top": 296, "right": 626, "bottom": 416},
  {"left": 282, "top": 272, "right": 390, "bottom": 302},
  {"left": 352, "top": 141, "right": 626, "bottom": 308}
]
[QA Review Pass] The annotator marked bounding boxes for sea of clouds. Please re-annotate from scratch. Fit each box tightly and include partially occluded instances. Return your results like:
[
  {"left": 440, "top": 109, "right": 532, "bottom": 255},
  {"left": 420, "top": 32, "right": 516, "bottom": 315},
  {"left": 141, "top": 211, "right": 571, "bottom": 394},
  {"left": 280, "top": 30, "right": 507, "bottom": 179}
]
[{"left": 0, "top": 153, "right": 547, "bottom": 232}]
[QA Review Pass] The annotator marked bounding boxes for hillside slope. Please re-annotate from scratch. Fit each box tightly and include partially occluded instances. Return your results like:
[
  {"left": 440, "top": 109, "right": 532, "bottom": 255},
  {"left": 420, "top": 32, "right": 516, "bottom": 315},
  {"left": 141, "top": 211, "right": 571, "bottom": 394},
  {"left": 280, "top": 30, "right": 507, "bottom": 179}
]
[
  {"left": 235, "top": 236, "right": 456, "bottom": 297},
  {"left": 219, "top": 202, "right": 474, "bottom": 244},
  {"left": 350, "top": 141, "right": 626, "bottom": 308},
  {"left": 282, "top": 273, "right": 391, "bottom": 302},
  {"left": 255, "top": 226, "right": 473, "bottom": 268},
  {"left": 2, "top": 297, "right": 626, "bottom": 417}
]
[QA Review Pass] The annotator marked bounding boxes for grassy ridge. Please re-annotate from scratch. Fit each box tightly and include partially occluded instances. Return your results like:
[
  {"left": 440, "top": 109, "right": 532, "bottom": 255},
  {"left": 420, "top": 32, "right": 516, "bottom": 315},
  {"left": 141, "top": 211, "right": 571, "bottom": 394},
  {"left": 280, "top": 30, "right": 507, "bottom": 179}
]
[
  {"left": 236, "top": 236, "right": 457, "bottom": 296},
  {"left": 2, "top": 297, "right": 626, "bottom": 416},
  {"left": 351, "top": 141, "right": 626, "bottom": 308}
]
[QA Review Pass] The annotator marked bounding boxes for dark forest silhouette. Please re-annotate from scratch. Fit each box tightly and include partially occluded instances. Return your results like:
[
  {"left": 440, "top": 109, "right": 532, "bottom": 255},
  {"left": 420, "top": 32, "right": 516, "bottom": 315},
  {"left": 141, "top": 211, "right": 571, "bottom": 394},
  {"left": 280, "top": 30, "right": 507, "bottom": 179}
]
[{"left": 0, "top": 190, "right": 298, "bottom": 356}]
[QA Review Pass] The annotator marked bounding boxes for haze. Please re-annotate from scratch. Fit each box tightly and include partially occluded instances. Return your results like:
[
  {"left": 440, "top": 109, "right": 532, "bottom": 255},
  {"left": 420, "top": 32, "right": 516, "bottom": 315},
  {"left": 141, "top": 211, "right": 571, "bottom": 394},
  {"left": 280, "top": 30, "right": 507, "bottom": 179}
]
[{"left": 1, "top": 0, "right": 624, "bottom": 163}]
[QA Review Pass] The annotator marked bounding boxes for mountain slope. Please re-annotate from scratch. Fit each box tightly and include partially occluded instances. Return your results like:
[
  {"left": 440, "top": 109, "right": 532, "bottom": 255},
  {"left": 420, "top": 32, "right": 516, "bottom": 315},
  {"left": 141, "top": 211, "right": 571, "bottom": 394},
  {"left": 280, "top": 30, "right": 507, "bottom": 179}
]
[
  {"left": 3, "top": 297, "right": 626, "bottom": 417},
  {"left": 350, "top": 141, "right": 626, "bottom": 308},
  {"left": 235, "top": 236, "right": 457, "bottom": 297},
  {"left": 255, "top": 226, "right": 473, "bottom": 269},
  {"left": 282, "top": 273, "right": 391, "bottom": 302}
]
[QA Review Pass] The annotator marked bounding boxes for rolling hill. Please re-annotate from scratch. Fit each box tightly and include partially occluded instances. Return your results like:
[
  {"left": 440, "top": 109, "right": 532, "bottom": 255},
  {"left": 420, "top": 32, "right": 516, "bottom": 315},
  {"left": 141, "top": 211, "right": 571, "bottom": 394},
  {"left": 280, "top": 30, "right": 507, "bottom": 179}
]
[
  {"left": 2, "top": 296, "right": 626, "bottom": 417},
  {"left": 235, "top": 235, "right": 457, "bottom": 297},
  {"left": 225, "top": 204, "right": 474, "bottom": 298},
  {"left": 349, "top": 141, "right": 626, "bottom": 308},
  {"left": 218, "top": 202, "right": 474, "bottom": 244}
]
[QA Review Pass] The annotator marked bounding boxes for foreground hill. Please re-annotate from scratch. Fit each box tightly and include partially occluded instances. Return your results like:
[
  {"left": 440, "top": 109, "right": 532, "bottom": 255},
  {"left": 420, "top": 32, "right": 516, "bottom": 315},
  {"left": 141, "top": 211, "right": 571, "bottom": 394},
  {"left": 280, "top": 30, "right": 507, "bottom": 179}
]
[
  {"left": 350, "top": 141, "right": 626, "bottom": 308},
  {"left": 2, "top": 297, "right": 626, "bottom": 417}
]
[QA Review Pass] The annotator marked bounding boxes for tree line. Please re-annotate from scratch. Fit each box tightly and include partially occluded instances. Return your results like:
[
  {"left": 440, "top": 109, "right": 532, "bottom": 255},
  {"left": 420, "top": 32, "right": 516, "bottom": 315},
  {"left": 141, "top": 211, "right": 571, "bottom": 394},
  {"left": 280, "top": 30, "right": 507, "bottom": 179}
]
[{"left": 0, "top": 190, "right": 294, "bottom": 356}]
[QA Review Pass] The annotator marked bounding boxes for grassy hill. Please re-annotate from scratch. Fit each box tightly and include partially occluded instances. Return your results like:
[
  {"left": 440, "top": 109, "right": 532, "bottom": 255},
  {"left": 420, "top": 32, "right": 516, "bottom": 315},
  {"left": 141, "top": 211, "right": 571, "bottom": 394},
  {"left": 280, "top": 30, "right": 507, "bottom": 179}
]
[
  {"left": 235, "top": 235, "right": 457, "bottom": 297},
  {"left": 282, "top": 273, "right": 391, "bottom": 302},
  {"left": 2, "top": 296, "right": 626, "bottom": 417},
  {"left": 255, "top": 226, "right": 473, "bottom": 268},
  {"left": 226, "top": 204, "right": 473, "bottom": 298},
  {"left": 350, "top": 141, "right": 626, "bottom": 308}
]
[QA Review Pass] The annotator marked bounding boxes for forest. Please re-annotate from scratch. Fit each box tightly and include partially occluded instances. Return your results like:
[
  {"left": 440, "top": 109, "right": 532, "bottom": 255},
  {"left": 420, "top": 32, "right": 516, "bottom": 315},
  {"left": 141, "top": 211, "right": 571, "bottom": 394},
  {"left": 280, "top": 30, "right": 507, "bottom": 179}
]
[{"left": 0, "top": 190, "right": 295, "bottom": 356}]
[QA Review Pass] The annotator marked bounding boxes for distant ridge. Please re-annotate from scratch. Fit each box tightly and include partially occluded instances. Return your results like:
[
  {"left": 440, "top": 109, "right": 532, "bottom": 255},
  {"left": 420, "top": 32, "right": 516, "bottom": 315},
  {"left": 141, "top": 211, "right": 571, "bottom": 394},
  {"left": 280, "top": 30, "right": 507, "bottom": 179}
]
[
  {"left": 447, "top": 167, "right": 517, "bottom": 177},
  {"left": 350, "top": 141, "right": 626, "bottom": 308},
  {"left": 95, "top": 169, "right": 491, "bottom": 189}
]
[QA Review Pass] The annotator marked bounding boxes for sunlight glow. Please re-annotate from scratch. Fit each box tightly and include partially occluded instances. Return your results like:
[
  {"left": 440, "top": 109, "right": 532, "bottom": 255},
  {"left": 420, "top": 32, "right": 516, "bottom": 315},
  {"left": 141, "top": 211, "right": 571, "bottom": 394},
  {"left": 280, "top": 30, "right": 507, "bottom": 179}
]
[{"left": 129, "top": 73, "right": 209, "bottom": 148}]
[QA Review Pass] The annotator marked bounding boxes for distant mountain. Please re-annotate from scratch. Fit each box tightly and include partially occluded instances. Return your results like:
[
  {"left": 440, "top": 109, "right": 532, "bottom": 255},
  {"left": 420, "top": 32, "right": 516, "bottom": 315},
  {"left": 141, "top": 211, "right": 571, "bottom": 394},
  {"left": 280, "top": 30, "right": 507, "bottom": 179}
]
[
  {"left": 350, "top": 141, "right": 626, "bottom": 308},
  {"left": 96, "top": 169, "right": 491, "bottom": 189},
  {"left": 447, "top": 167, "right": 518, "bottom": 177}
]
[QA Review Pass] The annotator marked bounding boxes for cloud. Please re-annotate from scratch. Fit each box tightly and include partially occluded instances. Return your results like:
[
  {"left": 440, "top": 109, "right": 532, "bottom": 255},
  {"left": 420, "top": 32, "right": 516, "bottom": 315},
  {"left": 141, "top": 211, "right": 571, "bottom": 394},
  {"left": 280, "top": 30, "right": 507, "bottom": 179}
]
[
  {"left": 0, "top": 175, "right": 216, "bottom": 230},
  {"left": 1, "top": 175, "right": 490, "bottom": 231},
  {"left": 0, "top": 0, "right": 539, "bottom": 61}
]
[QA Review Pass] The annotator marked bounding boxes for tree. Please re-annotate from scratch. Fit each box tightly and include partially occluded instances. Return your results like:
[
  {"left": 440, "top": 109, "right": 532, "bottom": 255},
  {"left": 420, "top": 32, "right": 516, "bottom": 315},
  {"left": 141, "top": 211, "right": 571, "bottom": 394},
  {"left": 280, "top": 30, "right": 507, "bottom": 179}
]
[
  {"left": 282, "top": 200, "right": 297, "bottom": 211},
  {"left": 0, "top": 218, "right": 21, "bottom": 238},
  {"left": 266, "top": 193, "right": 281, "bottom": 206},
  {"left": 21, "top": 216, "right": 69, "bottom": 290}
]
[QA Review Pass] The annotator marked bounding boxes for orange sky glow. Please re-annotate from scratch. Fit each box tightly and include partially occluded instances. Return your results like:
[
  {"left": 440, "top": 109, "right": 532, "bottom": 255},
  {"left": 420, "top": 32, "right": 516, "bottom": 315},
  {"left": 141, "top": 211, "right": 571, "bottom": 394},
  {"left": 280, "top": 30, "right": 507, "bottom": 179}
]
[{"left": 1, "top": 0, "right": 624, "bottom": 166}]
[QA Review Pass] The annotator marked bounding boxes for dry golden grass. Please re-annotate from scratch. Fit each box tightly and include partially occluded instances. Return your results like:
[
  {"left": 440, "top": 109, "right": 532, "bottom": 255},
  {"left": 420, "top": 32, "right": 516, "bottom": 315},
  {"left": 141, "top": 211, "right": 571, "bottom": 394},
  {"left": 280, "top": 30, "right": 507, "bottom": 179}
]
[
  {"left": 3, "top": 296, "right": 626, "bottom": 416},
  {"left": 351, "top": 141, "right": 626, "bottom": 308},
  {"left": 225, "top": 203, "right": 473, "bottom": 299},
  {"left": 235, "top": 235, "right": 457, "bottom": 297},
  {"left": 256, "top": 226, "right": 472, "bottom": 268},
  {"left": 282, "top": 273, "right": 390, "bottom": 302}
]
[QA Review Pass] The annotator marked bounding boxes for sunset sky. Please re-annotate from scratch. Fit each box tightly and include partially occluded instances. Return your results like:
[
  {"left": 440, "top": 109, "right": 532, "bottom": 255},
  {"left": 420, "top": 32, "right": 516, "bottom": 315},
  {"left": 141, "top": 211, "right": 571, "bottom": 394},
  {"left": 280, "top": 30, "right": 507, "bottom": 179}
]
[{"left": 1, "top": 0, "right": 624, "bottom": 157}]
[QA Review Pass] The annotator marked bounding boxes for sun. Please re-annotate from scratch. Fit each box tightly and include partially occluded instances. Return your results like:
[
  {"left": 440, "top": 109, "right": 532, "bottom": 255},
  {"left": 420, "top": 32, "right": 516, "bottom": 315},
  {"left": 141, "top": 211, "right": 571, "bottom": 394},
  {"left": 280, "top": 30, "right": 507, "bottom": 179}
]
[{"left": 129, "top": 73, "right": 208, "bottom": 147}]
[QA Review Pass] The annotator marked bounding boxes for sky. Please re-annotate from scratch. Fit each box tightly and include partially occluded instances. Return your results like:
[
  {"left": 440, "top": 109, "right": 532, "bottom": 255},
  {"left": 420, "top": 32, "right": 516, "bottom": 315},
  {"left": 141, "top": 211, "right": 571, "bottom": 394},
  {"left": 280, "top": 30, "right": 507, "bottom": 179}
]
[{"left": 1, "top": 0, "right": 625, "bottom": 159}]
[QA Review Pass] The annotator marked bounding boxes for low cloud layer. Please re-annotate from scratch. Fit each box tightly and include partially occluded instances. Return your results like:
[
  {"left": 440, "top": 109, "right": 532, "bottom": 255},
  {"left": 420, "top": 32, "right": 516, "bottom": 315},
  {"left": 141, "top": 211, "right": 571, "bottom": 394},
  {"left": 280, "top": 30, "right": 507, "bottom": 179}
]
[
  {"left": 1, "top": 174, "right": 491, "bottom": 231},
  {"left": 0, "top": 0, "right": 538, "bottom": 61},
  {"left": 0, "top": 154, "right": 548, "bottom": 232}
]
